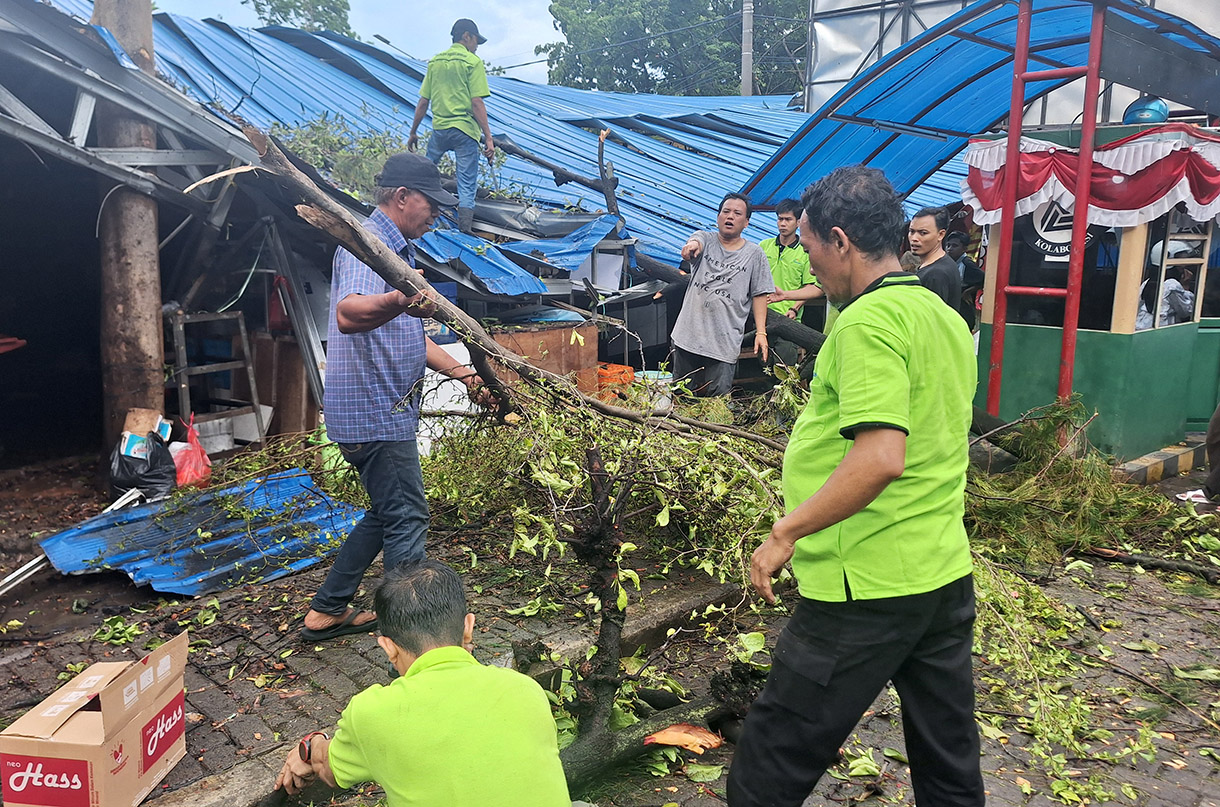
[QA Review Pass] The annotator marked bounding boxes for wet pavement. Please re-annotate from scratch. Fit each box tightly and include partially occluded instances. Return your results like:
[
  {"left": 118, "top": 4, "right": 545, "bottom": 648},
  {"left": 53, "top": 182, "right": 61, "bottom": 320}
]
[{"left": 1, "top": 468, "right": 1218, "bottom": 807}]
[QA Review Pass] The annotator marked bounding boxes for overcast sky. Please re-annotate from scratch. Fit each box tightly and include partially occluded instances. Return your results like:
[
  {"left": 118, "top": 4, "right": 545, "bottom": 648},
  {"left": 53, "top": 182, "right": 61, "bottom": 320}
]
[{"left": 153, "top": 0, "right": 559, "bottom": 83}]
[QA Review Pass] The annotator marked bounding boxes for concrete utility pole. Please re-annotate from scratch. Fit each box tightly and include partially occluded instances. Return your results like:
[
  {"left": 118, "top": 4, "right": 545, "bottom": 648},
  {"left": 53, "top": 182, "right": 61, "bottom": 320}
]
[
  {"left": 91, "top": 0, "right": 163, "bottom": 451},
  {"left": 741, "top": 0, "right": 754, "bottom": 96}
]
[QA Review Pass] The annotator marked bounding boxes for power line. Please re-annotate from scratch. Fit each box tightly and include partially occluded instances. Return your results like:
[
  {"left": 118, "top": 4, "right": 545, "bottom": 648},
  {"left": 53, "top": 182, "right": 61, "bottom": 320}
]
[{"left": 496, "top": 14, "right": 740, "bottom": 71}]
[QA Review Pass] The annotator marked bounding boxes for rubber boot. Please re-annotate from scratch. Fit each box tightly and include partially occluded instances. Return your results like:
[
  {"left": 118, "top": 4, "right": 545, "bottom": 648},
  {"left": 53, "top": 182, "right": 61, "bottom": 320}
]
[{"left": 458, "top": 207, "right": 475, "bottom": 234}]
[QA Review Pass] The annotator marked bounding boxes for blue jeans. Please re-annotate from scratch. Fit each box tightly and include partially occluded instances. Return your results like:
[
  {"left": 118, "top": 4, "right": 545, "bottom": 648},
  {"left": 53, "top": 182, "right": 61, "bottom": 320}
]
[
  {"left": 426, "top": 126, "right": 479, "bottom": 210},
  {"left": 311, "top": 440, "right": 429, "bottom": 615}
]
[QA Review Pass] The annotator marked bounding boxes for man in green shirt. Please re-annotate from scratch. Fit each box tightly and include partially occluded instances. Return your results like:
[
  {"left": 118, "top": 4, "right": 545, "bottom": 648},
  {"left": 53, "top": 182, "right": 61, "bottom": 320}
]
[
  {"left": 275, "top": 560, "right": 570, "bottom": 807},
  {"left": 758, "top": 197, "right": 827, "bottom": 377},
  {"left": 727, "top": 166, "right": 982, "bottom": 807},
  {"left": 408, "top": 19, "right": 494, "bottom": 234}
]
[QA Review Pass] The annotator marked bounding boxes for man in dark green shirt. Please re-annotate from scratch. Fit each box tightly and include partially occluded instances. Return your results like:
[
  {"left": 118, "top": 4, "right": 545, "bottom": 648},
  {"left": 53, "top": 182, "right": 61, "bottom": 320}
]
[{"left": 728, "top": 166, "right": 982, "bottom": 807}]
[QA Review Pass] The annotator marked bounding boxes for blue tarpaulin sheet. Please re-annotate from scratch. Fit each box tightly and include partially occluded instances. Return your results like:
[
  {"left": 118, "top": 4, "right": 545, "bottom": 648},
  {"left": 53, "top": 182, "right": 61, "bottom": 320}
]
[
  {"left": 40, "top": 470, "right": 362, "bottom": 596},
  {"left": 499, "top": 215, "right": 622, "bottom": 272}
]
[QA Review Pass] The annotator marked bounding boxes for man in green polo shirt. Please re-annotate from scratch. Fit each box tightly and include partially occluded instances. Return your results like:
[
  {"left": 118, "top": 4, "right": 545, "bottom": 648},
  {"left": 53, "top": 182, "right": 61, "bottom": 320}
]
[
  {"left": 727, "top": 166, "right": 982, "bottom": 807},
  {"left": 407, "top": 19, "right": 494, "bottom": 234},
  {"left": 274, "top": 560, "right": 570, "bottom": 807},
  {"left": 758, "top": 197, "right": 827, "bottom": 377}
]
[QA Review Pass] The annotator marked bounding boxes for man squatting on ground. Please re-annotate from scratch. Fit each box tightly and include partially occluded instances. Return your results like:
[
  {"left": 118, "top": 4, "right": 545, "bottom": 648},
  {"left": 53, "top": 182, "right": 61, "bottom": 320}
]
[
  {"left": 301, "top": 153, "right": 488, "bottom": 643},
  {"left": 670, "top": 193, "right": 774, "bottom": 396},
  {"left": 277, "top": 560, "right": 571, "bottom": 806},
  {"left": 408, "top": 19, "right": 495, "bottom": 235},
  {"left": 727, "top": 166, "right": 983, "bottom": 807},
  {"left": 759, "top": 198, "right": 829, "bottom": 379}
]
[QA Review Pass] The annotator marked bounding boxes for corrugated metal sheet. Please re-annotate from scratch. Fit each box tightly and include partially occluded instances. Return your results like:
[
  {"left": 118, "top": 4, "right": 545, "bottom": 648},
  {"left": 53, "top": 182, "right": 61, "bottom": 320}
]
[
  {"left": 500, "top": 215, "right": 622, "bottom": 272},
  {"left": 39, "top": 471, "right": 363, "bottom": 596},
  {"left": 42, "top": 0, "right": 970, "bottom": 264},
  {"left": 743, "top": 0, "right": 1220, "bottom": 207}
]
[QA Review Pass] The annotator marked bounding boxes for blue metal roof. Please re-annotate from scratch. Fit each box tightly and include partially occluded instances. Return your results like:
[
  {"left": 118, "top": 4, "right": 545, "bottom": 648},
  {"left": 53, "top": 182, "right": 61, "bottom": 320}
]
[
  {"left": 743, "top": 0, "right": 1220, "bottom": 208},
  {"left": 41, "top": 0, "right": 970, "bottom": 267},
  {"left": 40, "top": 470, "right": 363, "bottom": 596}
]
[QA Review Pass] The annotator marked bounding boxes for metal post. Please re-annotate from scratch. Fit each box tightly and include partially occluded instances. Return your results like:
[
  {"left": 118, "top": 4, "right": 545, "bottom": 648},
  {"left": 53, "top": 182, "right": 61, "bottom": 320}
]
[
  {"left": 1057, "top": 1, "right": 1105, "bottom": 400},
  {"left": 803, "top": 0, "right": 816, "bottom": 112},
  {"left": 985, "top": 0, "right": 1032, "bottom": 416},
  {"left": 742, "top": 0, "right": 754, "bottom": 96}
]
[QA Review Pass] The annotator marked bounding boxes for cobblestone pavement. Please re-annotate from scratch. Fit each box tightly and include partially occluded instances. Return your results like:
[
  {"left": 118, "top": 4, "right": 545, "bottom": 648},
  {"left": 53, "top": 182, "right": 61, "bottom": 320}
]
[{"left": 2, "top": 473, "right": 1219, "bottom": 807}]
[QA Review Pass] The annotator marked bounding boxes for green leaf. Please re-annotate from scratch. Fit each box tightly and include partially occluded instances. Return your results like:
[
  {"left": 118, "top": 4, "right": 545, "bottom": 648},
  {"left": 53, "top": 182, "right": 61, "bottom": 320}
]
[
  {"left": 1200, "top": 747, "right": 1220, "bottom": 763},
  {"left": 616, "top": 584, "right": 629, "bottom": 611},
  {"left": 684, "top": 763, "right": 724, "bottom": 783},
  {"left": 845, "top": 750, "right": 881, "bottom": 778},
  {"left": 737, "top": 632, "right": 766, "bottom": 656},
  {"left": 1121, "top": 783, "right": 1139, "bottom": 801},
  {"left": 882, "top": 747, "right": 908, "bottom": 764},
  {"left": 1120, "top": 639, "right": 1162, "bottom": 653},
  {"left": 1173, "top": 666, "right": 1220, "bottom": 681},
  {"left": 656, "top": 505, "right": 670, "bottom": 527},
  {"left": 979, "top": 724, "right": 1009, "bottom": 741}
]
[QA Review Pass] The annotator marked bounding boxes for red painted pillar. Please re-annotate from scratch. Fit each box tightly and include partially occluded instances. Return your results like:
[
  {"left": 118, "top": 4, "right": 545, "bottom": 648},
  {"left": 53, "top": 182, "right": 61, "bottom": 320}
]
[
  {"left": 1057, "top": 1, "right": 1106, "bottom": 401},
  {"left": 985, "top": 0, "right": 1032, "bottom": 416}
]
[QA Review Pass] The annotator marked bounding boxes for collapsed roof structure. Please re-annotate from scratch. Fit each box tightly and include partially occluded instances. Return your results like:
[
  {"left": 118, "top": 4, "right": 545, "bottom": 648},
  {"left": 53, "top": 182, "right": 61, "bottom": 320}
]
[{"left": 0, "top": 0, "right": 970, "bottom": 460}]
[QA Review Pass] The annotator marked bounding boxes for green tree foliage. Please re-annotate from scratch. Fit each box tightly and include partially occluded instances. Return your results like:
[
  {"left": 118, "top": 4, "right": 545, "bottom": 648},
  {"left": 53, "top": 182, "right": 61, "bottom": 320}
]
[
  {"left": 536, "top": 0, "right": 808, "bottom": 96},
  {"left": 240, "top": 0, "right": 355, "bottom": 37}
]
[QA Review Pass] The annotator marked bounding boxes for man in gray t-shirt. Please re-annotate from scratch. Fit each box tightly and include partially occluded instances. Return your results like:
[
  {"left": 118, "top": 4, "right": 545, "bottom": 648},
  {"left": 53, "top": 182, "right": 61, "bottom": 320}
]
[{"left": 670, "top": 193, "right": 775, "bottom": 396}]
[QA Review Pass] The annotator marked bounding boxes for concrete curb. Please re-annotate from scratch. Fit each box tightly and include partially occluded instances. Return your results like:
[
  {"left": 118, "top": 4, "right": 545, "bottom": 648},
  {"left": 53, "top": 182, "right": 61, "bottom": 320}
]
[{"left": 1114, "top": 433, "right": 1206, "bottom": 485}]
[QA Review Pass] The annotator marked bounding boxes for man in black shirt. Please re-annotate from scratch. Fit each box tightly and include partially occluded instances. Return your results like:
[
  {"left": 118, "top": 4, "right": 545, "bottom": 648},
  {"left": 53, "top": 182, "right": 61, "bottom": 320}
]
[{"left": 908, "top": 207, "right": 961, "bottom": 311}]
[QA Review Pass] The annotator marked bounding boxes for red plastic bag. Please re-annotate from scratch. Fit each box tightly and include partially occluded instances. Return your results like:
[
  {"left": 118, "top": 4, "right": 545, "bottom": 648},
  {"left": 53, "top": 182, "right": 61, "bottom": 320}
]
[{"left": 173, "top": 415, "right": 212, "bottom": 489}]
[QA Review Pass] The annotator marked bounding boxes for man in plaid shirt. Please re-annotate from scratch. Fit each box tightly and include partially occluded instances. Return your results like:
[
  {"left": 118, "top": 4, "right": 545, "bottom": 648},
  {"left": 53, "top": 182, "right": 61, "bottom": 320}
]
[{"left": 303, "top": 153, "right": 487, "bottom": 642}]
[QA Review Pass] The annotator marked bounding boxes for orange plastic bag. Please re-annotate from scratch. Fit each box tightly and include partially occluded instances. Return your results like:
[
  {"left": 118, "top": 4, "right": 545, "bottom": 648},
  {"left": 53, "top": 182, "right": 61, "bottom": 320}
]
[{"left": 174, "top": 415, "right": 212, "bottom": 489}]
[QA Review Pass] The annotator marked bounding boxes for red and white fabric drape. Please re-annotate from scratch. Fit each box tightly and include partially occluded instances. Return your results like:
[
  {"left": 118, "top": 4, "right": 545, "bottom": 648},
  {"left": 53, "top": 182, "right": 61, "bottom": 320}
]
[{"left": 962, "top": 123, "right": 1220, "bottom": 228}]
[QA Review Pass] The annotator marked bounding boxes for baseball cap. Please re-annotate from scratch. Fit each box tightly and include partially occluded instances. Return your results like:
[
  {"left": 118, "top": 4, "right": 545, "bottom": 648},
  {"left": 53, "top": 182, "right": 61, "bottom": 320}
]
[
  {"left": 451, "top": 18, "right": 487, "bottom": 44},
  {"left": 375, "top": 153, "right": 458, "bottom": 207}
]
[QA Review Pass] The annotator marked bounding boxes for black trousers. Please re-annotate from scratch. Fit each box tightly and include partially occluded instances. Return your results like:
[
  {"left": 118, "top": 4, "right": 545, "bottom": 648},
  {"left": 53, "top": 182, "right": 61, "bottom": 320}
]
[{"left": 727, "top": 575, "right": 984, "bottom": 807}]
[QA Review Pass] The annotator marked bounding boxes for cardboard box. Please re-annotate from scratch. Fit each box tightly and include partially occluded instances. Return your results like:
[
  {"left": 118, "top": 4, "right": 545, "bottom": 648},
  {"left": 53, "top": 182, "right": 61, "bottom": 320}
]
[
  {"left": 0, "top": 632, "right": 189, "bottom": 807},
  {"left": 122, "top": 409, "right": 171, "bottom": 441}
]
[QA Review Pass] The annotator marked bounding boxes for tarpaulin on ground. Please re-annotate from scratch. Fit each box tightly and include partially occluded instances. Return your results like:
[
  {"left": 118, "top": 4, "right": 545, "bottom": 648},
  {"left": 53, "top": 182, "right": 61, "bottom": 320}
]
[
  {"left": 40, "top": 470, "right": 361, "bottom": 596},
  {"left": 499, "top": 214, "right": 623, "bottom": 273}
]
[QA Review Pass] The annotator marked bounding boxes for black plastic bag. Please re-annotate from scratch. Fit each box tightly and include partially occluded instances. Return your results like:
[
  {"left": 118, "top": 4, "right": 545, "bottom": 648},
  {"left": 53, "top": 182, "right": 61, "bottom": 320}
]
[{"left": 109, "top": 433, "right": 177, "bottom": 501}]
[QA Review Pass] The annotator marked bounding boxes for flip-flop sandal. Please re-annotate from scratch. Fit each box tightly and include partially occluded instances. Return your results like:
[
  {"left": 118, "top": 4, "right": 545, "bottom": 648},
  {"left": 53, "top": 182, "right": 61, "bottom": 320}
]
[
  {"left": 1175, "top": 489, "right": 1212, "bottom": 504},
  {"left": 300, "top": 610, "right": 377, "bottom": 642}
]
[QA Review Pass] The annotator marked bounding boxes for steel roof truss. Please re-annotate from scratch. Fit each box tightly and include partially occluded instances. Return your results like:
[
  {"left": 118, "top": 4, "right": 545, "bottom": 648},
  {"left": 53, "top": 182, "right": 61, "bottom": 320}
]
[
  {"left": 0, "top": 111, "right": 205, "bottom": 213},
  {"left": 68, "top": 83, "right": 95, "bottom": 144},
  {"left": 0, "top": 77, "right": 57, "bottom": 136}
]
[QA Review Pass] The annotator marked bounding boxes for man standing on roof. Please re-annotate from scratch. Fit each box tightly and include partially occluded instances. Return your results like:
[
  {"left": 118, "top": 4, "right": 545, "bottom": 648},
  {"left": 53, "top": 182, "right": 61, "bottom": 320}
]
[
  {"left": 302, "top": 152, "right": 487, "bottom": 643},
  {"left": 670, "top": 193, "right": 774, "bottom": 397},
  {"left": 728, "top": 165, "right": 983, "bottom": 807},
  {"left": 408, "top": 19, "right": 495, "bottom": 235}
]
